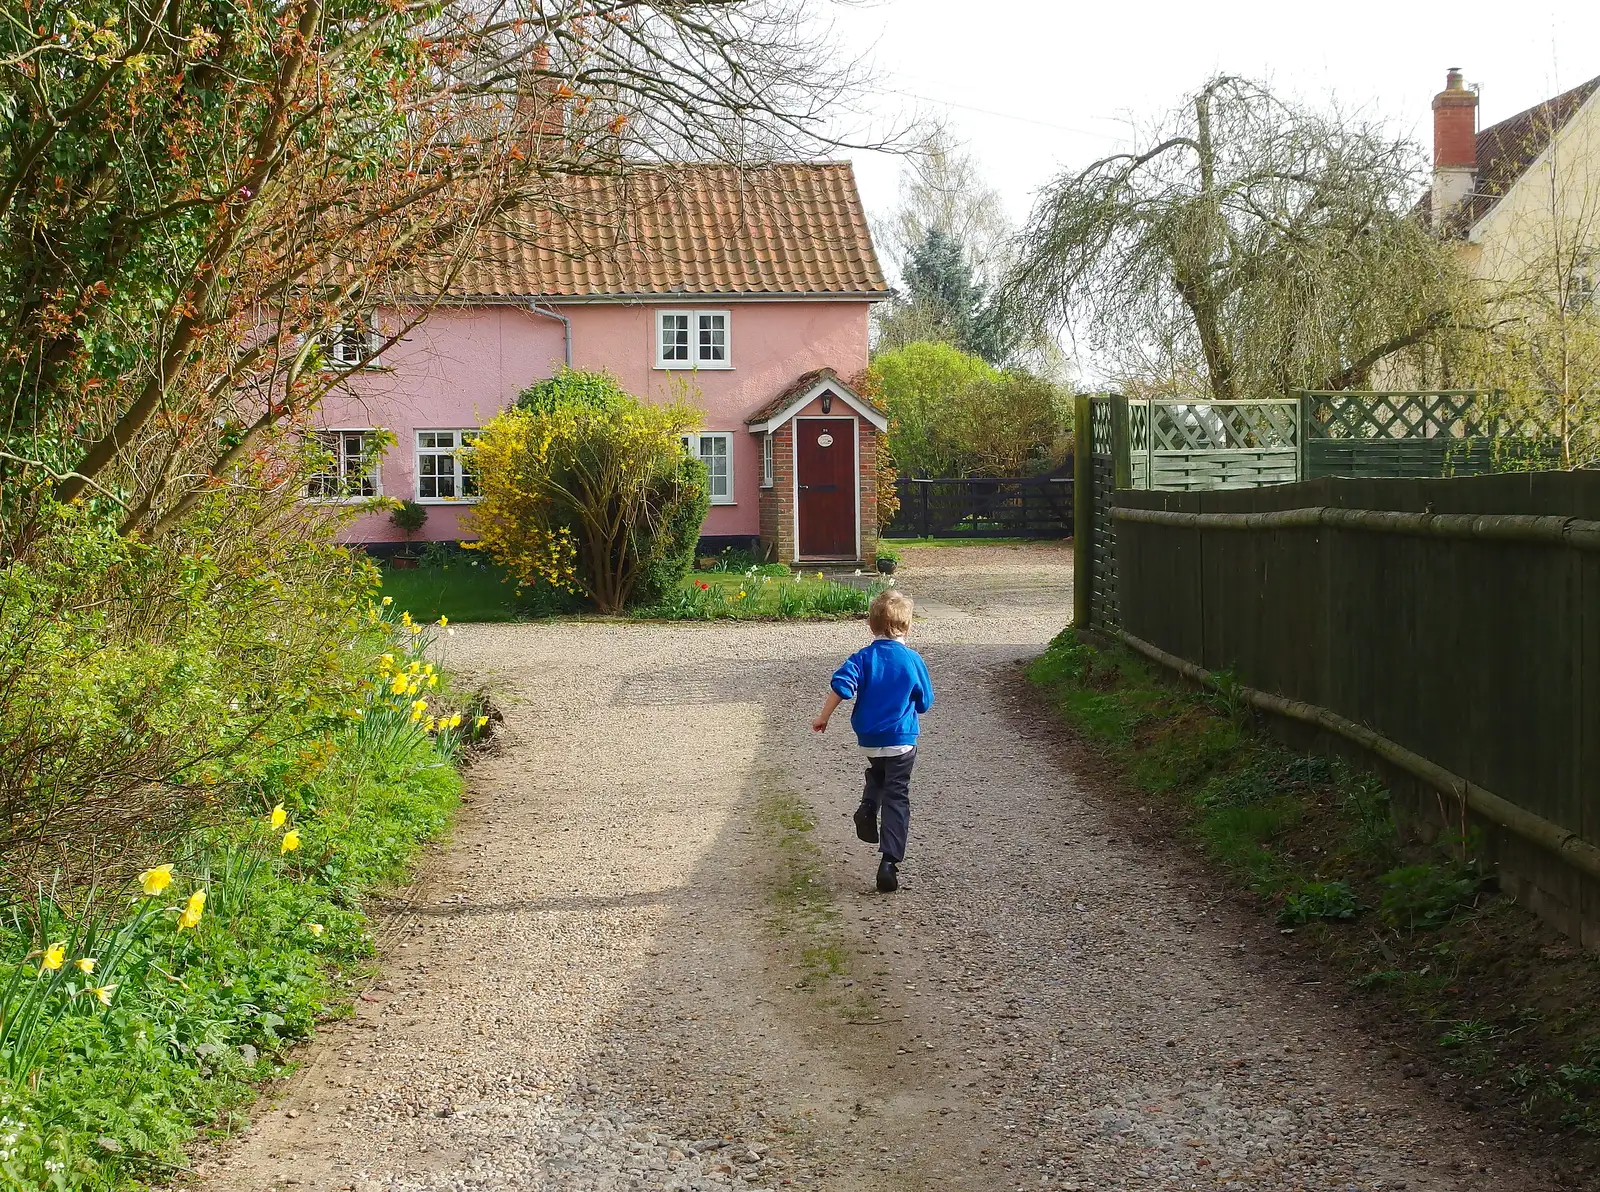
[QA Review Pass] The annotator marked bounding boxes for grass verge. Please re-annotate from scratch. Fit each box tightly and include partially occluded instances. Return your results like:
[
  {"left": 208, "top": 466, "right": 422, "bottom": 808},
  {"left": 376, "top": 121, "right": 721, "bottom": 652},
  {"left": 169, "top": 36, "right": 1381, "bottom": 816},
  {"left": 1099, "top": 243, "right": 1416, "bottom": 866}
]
[
  {"left": 634, "top": 570, "right": 876, "bottom": 622},
  {"left": 1027, "top": 629, "right": 1600, "bottom": 1151},
  {"left": 0, "top": 625, "right": 478, "bottom": 1190},
  {"left": 755, "top": 783, "right": 872, "bottom": 1022}
]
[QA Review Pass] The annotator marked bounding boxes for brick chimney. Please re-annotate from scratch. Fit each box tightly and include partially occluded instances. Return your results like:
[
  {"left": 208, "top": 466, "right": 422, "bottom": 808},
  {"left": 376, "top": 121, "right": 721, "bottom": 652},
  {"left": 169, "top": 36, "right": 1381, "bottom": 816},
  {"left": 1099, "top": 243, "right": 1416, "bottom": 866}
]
[
  {"left": 1430, "top": 68, "right": 1478, "bottom": 228},
  {"left": 515, "top": 43, "right": 566, "bottom": 157}
]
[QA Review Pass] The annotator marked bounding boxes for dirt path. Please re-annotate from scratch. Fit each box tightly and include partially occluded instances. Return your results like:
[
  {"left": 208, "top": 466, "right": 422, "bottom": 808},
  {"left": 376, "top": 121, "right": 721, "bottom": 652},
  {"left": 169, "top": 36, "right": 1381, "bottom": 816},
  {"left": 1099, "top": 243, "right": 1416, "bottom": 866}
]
[{"left": 194, "top": 544, "right": 1554, "bottom": 1192}]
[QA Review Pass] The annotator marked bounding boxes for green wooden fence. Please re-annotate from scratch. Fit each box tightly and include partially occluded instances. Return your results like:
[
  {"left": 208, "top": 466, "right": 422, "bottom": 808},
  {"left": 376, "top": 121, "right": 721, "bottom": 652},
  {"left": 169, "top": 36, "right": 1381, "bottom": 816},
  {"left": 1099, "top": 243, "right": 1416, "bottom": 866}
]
[
  {"left": 1104, "top": 472, "right": 1600, "bottom": 946},
  {"left": 1074, "top": 390, "right": 1571, "bottom": 635}
]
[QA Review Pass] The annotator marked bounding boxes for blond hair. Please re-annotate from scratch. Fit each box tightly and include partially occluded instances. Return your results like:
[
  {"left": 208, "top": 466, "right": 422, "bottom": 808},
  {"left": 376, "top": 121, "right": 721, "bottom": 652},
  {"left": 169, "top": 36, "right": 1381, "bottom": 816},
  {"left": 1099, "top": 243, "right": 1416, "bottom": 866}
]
[{"left": 868, "top": 589, "right": 914, "bottom": 637}]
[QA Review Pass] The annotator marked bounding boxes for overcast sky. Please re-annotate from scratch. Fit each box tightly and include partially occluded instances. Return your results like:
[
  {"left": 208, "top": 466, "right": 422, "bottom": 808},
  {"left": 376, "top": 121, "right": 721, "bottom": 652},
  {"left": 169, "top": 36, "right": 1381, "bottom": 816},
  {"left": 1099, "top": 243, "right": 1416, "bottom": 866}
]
[{"left": 827, "top": 0, "right": 1600, "bottom": 243}]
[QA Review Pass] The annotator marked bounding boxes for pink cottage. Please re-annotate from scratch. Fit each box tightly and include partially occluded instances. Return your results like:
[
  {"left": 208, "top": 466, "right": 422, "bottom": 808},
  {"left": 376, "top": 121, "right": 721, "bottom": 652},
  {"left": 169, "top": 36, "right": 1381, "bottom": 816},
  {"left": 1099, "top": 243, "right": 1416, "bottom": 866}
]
[{"left": 314, "top": 163, "right": 890, "bottom": 564}]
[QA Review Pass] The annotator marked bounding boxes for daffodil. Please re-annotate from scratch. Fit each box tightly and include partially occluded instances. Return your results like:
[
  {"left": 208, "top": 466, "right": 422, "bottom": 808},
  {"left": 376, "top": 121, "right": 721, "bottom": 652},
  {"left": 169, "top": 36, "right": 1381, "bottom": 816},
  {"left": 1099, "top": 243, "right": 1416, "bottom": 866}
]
[
  {"left": 426, "top": 674, "right": 438, "bottom": 688},
  {"left": 138, "top": 863, "right": 174, "bottom": 896},
  {"left": 379, "top": 653, "right": 395, "bottom": 671},
  {"left": 40, "top": 942, "right": 65, "bottom": 972},
  {"left": 736, "top": 590, "right": 746, "bottom": 600},
  {"left": 423, "top": 716, "right": 436, "bottom": 732},
  {"left": 381, "top": 595, "right": 393, "bottom": 606},
  {"left": 389, "top": 673, "right": 409, "bottom": 695},
  {"left": 85, "top": 984, "right": 118, "bottom": 1007},
  {"left": 400, "top": 610, "right": 413, "bottom": 627},
  {"left": 270, "top": 802, "right": 287, "bottom": 829},
  {"left": 422, "top": 664, "right": 435, "bottom": 676},
  {"left": 75, "top": 957, "right": 96, "bottom": 975},
  {"left": 437, "top": 616, "right": 448, "bottom": 627},
  {"left": 177, "top": 889, "right": 206, "bottom": 931},
  {"left": 475, "top": 715, "right": 489, "bottom": 729},
  {"left": 307, "top": 922, "right": 325, "bottom": 937},
  {"left": 408, "top": 661, "right": 421, "bottom": 674},
  {"left": 281, "top": 829, "right": 302, "bottom": 855},
  {"left": 411, "top": 698, "right": 428, "bottom": 716},
  {"left": 449, "top": 713, "right": 462, "bottom": 729},
  {"left": 409, "top": 623, "right": 423, "bottom": 635},
  {"left": 406, "top": 680, "right": 421, "bottom": 696}
]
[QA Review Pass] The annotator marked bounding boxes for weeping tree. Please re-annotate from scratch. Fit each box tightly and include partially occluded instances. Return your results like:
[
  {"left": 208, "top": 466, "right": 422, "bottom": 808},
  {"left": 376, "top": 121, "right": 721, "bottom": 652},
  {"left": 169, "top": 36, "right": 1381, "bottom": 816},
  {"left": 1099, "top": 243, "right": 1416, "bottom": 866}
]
[{"left": 1010, "top": 76, "right": 1475, "bottom": 401}]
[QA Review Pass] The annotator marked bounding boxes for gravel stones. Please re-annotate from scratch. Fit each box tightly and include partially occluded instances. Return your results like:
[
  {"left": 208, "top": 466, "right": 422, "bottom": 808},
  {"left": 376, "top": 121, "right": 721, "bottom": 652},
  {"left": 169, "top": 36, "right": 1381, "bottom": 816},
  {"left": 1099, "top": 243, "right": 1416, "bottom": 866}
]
[{"left": 188, "top": 546, "right": 1553, "bottom": 1192}]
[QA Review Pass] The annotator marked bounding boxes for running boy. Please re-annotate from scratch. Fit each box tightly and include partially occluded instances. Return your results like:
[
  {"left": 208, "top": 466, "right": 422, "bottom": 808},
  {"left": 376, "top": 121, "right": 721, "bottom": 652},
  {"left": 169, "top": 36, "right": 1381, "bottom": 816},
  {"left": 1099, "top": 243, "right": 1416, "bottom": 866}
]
[{"left": 811, "top": 589, "right": 934, "bottom": 893}]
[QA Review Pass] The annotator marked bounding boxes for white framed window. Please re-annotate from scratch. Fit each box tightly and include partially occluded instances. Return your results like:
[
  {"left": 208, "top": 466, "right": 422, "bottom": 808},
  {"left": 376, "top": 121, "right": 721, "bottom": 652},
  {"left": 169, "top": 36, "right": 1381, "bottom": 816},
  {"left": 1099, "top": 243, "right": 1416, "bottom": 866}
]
[
  {"left": 656, "top": 310, "right": 732, "bottom": 369},
  {"left": 682, "top": 432, "right": 734, "bottom": 503},
  {"left": 1568, "top": 253, "right": 1596, "bottom": 312},
  {"left": 306, "top": 429, "right": 381, "bottom": 501},
  {"left": 415, "top": 429, "right": 480, "bottom": 502},
  {"left": 761, "top": 433, "right": 774, "bottom": 488},
  {"left": 320, "top": 314, "right": 377, "bottom": 369}
]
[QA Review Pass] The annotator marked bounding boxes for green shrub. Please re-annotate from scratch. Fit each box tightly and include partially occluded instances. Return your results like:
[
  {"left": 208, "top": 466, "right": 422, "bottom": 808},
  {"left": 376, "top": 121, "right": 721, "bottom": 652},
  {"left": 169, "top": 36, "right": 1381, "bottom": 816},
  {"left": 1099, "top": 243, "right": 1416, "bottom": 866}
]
[
  {"left": 1279, "top": 879, "right": 1361, "bottom": 925},
  {"left": 1378, "top": 861, "right": 1484, "bottom": 930},
  {"left": 469, "top": 379, "right": 707, "bottom": 613},
  {"left": 516, "top": 367, "right": 632, "bottom": 416}
]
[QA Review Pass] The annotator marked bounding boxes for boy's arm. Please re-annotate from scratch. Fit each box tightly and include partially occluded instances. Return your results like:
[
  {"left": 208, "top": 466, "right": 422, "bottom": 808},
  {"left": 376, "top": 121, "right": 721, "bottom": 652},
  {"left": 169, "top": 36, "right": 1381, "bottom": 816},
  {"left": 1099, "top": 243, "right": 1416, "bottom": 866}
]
[
  {"left": 913, "top": 657, "right": 935, "bottom": 714},
  {"left": 815, "top": 654, "right": 860, "bottom": 732},
  {"left": 812, "top": 690, "right": 844, "bottom": 733}
]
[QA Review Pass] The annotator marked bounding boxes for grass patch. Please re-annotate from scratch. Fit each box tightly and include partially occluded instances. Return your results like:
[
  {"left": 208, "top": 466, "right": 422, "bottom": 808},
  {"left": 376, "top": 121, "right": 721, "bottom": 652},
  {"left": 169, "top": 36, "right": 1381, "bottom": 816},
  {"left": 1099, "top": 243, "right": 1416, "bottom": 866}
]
[
  {"left": 377, "top": 545, "right": 580, "bottom": 623},
  {"left": 635, "top": 571, "right": 876, "bottom": 622},
  {"left": 888, "top": 536, "right": 1038, "bottom": 548},
  {"left": 1026, "top": 629, "right": 1600, "bottom": 1147},
  {"left": 755, "top": 783, "right": 870, "bottom": 1020},
  {"left": 0, "top": 627, "right": 475, "bottom": 1189}
]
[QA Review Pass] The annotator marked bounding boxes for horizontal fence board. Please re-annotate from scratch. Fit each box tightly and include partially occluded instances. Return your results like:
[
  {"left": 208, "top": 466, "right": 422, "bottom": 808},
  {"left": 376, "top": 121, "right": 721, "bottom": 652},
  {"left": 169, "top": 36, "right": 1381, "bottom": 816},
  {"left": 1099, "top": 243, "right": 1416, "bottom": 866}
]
[{"left": 884, "top": 477, "right": 1073, "bottom": 540}]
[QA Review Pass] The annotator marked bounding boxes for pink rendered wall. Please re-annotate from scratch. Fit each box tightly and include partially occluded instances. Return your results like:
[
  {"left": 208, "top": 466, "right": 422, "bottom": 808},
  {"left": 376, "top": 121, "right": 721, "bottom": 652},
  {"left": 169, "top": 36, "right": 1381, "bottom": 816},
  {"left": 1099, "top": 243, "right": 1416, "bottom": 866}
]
[{"left": 323, "top": 300, "right": 870, "bottom": 543}]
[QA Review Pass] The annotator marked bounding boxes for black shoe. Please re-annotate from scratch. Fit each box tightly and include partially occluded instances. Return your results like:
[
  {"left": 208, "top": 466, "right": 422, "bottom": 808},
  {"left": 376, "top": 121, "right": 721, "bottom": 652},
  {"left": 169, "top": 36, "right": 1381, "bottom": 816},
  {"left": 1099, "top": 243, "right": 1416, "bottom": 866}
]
[
  {"left": 853, "top": 803, "right": 879, "bottom": 844},
  {"left": 876, "top": 857, "right": 899, "bottom": 893}
]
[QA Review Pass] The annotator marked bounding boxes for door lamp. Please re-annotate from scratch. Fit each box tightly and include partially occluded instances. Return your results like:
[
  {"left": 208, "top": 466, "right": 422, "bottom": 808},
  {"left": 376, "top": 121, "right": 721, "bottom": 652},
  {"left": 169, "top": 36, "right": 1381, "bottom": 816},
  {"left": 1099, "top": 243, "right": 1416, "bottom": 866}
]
[{"left": 820, "top": 392, "right": 833, "bottom": 414}]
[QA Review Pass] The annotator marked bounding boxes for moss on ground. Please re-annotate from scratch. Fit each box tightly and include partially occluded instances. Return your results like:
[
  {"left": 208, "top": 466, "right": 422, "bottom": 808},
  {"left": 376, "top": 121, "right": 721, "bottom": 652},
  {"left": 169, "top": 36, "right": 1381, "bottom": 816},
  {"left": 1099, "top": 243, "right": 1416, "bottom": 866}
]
[{"left": 1027, "top": 629, "right": 1600, "bottom": 1152}]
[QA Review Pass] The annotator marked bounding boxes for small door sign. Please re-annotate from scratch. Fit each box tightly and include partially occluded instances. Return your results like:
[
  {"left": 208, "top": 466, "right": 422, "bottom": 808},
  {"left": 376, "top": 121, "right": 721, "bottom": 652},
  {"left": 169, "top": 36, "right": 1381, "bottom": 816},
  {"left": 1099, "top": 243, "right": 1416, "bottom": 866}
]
[{"left": 816, "top": 432, "right": 835, "bottom": 447}]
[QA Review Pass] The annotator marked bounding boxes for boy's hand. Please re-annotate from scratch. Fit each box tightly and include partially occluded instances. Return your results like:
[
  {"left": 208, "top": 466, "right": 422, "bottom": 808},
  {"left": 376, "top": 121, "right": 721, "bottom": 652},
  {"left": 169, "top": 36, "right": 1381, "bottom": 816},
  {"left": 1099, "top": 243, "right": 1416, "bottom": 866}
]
[
  {"left": 811, "top": 713, "right": 830, "bottom": 733},
  {"left": 812, "top": 690, "right": 843, "bottom": 733}
]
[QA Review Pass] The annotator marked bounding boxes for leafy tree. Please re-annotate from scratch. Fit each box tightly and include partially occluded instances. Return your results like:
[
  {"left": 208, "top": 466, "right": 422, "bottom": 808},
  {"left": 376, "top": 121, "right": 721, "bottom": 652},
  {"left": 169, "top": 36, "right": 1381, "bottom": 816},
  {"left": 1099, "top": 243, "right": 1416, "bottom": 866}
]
[
  {"left": 866, "top": 342, "right": 1069, "bottom": 477},
  {"left": 468, "top": 388, "right": 706, "bottom": 614},
  {"left": 1010, "top": 76, "right": 1470, "bottom": 402}
]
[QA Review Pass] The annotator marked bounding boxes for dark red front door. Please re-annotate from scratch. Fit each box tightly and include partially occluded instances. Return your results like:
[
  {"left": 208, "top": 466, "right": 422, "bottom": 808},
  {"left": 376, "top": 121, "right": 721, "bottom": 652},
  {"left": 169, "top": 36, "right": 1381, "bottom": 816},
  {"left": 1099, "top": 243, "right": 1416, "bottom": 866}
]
[{"left": 796, "top": 418, "right": 855, "bottom": 558}]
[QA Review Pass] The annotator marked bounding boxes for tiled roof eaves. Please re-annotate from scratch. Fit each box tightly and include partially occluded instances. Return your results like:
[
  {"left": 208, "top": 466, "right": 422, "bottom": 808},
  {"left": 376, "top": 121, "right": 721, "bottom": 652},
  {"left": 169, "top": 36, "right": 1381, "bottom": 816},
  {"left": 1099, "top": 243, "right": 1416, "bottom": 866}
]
[
  {"left": 391, "top": 290, "right": 889, "bottom": 304},
  {"left": 1460, "top": 75, "right": 1600, "bottom": 234}
]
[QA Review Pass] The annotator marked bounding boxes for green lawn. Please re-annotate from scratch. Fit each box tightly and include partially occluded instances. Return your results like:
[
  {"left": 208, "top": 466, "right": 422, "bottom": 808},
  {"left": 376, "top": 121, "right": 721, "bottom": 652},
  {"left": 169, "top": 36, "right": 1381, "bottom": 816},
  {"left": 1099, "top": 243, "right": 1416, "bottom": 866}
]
[{"left": 377, "top": 557, "right": 531, "bottom": 623}]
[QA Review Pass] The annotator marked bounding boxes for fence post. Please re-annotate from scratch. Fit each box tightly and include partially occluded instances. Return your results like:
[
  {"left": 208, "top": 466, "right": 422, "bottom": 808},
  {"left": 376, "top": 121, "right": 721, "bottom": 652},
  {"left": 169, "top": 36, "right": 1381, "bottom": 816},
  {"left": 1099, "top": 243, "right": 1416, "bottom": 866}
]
[
  {"left": 1111, "top": 395, "right": 1132, "bottom": 490},
  {"left": 1074, "top": 395, "right": 1092, "bottom": 630},
  {"left": 920, "top": 480, "right": 930, "bottom": 539},
  {"left": 1296, "top": 391, "right": 1310, "bottom": 482}
]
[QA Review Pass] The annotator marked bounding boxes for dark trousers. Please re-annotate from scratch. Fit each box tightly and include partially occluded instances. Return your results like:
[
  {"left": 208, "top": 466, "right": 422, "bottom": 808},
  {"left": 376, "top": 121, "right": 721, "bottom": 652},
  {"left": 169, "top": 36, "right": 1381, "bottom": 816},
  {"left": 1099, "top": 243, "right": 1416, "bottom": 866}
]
[{"left": 860, "top": 748, "right": 916, "bottom": 863}]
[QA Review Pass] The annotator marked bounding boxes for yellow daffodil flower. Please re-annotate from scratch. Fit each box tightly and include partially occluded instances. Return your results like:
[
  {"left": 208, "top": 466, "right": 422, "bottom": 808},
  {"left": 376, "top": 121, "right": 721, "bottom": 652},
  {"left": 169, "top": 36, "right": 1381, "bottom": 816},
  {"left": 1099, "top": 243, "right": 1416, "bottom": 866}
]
[
  {"left": 177, "top": 889, "right": 206, "bottom": 930},
  {"left": 449, "top": 713, "right": 462, "bottom": 729},
  {"left": 409, "top": 623, "right": 422, "bottom": 635},
  {"left": 138, "top": 864, "right": 174, "bottom": 896},
  {"left": 400, "top": 611, "right": 413, "bottom": 627},
  {"left": 816, "top": 571, "right": 824, "bottom": 580},
  {"left": 75, "top": 957, "right": 96, "bottom": 975},
  {"left": 40, "top": 942, "right": 65, "bottom": 972},
  {"left": 381, "top": 595, "right": 393, "bottom": 606},
  {"left": 438, "top": 616, "right": 448, "bottom": 627},
  {"left": 475, "top": 715, "right": 489, "bottom": 729},
  {"left": 86, "top": 984, "right": 118, "bottom": 1007},
  {"left": 281, "top": 829, "right": 302, "bottom": 855},
  {"left": 409, "top": 661, "right": 421, "bottom": 674},
  {"left": 389, "top": 673, "right": 408, "bottom": 695},
  {"left": 379, "top": 653, "right": 395, "bottom": 671},
  {"left": 427, "top": 675, "right": 438, "bottom": 688},
  {"left": 422, "top": 663, "right": 434, "bottom": 676},
  {"left": 307, "top": 922, "right": 325, "bottom": 937},
  {"left": 736, "top": 590, "right": 746, "bottom": 600},
  {"left": 270, "top": 803, "right": 287, "bottom": 829}
]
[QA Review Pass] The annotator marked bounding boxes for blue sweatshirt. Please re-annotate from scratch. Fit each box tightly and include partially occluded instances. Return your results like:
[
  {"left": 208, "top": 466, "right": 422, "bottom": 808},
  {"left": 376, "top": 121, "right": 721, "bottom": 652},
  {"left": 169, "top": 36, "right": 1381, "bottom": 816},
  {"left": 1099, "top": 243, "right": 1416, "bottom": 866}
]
[{"left": 830, "top": 638, "right": 935, "bottom": 748}]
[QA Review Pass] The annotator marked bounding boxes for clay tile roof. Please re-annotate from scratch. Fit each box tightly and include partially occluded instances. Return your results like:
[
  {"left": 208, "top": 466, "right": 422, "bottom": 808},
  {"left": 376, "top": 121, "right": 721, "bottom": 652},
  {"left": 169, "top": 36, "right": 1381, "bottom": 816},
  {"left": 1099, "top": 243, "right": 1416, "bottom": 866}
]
[
  {"left": 1441, "top": 75, "right": 1600, "bottom": 234},
  {"left": 744, "top": 368, "right": 885, "bottom": 429},
  {"left": 423, "top": 162, "right": 887, "bottom": 301}
]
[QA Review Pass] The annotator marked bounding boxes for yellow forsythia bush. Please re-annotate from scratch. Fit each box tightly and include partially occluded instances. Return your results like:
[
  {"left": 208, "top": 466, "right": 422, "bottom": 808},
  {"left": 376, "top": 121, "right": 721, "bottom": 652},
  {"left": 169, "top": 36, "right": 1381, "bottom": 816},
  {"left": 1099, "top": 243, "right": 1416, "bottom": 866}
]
[{"left": 466, "top": 383, "right": 707, "bottom": 613}]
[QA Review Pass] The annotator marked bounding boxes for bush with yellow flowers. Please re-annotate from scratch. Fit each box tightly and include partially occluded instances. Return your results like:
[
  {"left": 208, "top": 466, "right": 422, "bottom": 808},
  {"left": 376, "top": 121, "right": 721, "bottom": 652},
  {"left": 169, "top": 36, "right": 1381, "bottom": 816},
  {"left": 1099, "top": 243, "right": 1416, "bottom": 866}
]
[
  {"left": 0, "top": 582, "right": 491, "bottom": 1187},
  {"left": 466, "top": 369, "right": 710, "bottom": 614}
]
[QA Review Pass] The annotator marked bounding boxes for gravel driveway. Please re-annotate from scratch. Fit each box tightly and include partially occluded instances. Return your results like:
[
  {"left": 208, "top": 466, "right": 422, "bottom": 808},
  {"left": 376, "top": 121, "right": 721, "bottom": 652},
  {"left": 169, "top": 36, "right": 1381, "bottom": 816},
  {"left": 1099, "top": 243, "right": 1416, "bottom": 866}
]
[{"left": 193, "top": 543, "right": 1550, "bottom": 1192}]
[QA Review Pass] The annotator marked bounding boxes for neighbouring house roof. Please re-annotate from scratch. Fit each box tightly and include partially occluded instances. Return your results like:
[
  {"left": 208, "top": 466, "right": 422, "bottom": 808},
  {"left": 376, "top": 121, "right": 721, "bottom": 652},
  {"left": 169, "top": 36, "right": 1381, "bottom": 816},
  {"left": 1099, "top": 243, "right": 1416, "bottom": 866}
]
[
  {"left": 415, "top": 162, "right": 888, "bottom": 302},
  {"left": 744, "top": 368, "right": 887, "bottom": 433},
  {"left": 1428, "top": 74, "right": 1600, "bottom": 235}
]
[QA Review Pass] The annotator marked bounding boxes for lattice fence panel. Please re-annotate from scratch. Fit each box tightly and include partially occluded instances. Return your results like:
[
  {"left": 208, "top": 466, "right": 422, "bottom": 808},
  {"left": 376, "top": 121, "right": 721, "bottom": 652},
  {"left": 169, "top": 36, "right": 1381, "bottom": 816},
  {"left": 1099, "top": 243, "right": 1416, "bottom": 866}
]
[
  {"left": 1304, "top": 391, "right": 1493, "bottom": 440},
  {"left": 1090, "top": 451, "right": 1119, "bottom": 631},
  {"left": 1149, "top": 401, "right": 1298, "bottom": 451}
]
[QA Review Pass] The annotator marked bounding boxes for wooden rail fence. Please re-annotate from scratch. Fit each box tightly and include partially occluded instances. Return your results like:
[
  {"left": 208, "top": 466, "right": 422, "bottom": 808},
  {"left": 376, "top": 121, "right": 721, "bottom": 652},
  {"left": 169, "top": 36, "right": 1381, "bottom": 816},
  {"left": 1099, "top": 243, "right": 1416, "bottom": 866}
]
[
  {"left": 884, "top": 476, "right": 1074, "bottom": 540},
  {"left": 1106, "top": 472, "right": 1600, "bottom": 947}
]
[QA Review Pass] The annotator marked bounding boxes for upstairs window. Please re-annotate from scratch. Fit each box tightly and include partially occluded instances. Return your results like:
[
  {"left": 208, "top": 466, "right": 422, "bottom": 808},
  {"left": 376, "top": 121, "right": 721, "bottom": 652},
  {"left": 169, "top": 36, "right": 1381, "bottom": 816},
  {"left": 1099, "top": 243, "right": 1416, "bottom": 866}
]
[
  {"left": 320, "top": 315, "right": 377, "bottom": 369},
  {"left": 306, "top": 429, "right": 381, "bottom": 500},
  {"left": 682, "top": 432, "right": 734, "bottom": 503},
  {"left": 416, "top": 429, "right": 479, "bottom": 502},
  {"left": 657, "top": 310, "right": 731, "bottom": 368}
]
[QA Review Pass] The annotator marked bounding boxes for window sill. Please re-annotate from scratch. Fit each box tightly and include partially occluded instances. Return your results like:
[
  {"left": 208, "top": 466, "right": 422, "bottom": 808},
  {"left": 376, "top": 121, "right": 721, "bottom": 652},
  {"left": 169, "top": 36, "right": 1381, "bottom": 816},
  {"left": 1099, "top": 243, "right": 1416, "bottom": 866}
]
[
  {"left": 415, "top": 497, "right": 481, "bottom": 506},
  {"left": 708, "top": 498, "right": 736, "bottom": 506},
  {"left": 301, "top": 497, "right": 382, "bottom": 506},
  {"left": 654, "top": 362, "right": 734, "bottom": 371}
]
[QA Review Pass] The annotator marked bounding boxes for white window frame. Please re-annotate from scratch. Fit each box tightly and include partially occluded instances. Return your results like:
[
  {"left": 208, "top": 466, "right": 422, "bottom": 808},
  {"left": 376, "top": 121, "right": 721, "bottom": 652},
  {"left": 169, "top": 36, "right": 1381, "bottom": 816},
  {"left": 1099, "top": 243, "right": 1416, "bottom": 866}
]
[
  {"left": 319, "top": 313, "right": 379, "bottom": 370},
  {"left": 656, "top": 309, "right": 732, "bottom": 369},
  {"left": 305, "top": 428, "right": 382, "bottom": 503},
  {"left": 414, "top": 428, "right": 480, "bottom": 504},
  {"left": 682, "top": 431, "right": 735, "bottom": 504},
  {"left": 761, "top": 433, "right": 774, "bottom": 488}
]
